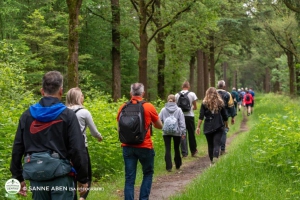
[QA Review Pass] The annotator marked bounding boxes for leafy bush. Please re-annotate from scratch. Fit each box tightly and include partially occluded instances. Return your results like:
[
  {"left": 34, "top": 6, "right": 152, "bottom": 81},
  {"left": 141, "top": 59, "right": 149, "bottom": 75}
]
[{"left": 251, "top": 95, "right": 300, "bottom": 182}]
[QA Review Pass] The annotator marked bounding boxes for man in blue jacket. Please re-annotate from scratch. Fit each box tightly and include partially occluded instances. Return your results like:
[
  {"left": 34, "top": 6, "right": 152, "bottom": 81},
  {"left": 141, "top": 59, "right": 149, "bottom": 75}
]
[{"left": 10, "top": 71, "right": 88, "bottom": 199}]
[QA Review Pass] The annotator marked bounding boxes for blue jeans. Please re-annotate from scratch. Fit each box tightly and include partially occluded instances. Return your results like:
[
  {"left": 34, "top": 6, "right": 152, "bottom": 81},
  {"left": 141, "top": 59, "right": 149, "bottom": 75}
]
[
  {"left": 123, "top": 147, "right": 155, "bottom": 200},
  {"left": 220, "top": 127, "right": 229, "bottom": 151}
]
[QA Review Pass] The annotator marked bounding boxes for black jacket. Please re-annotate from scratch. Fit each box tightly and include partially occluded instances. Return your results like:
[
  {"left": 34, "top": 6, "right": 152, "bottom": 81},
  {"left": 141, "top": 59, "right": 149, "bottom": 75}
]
[
  {"left": 10, "top": 97, "right": 88, "bottom": 183},
  {"left": 199, "top": 103, "right": 228, "bottom": 134}
]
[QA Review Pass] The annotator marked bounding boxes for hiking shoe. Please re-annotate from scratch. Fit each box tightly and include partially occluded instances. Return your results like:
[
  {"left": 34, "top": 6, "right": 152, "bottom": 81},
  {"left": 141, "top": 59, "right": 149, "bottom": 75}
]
[
  {"left": 247, "top": 113, "right": 250, "bottom": 116},
  {"left": 167, "top": 169, "right": 172, "bottom": 172},
  {"left": 192, "top": 150, "right": 198, "bottom": 157},
  {"left": 182, "top": 155, "right": 188, "bottom": 158}
]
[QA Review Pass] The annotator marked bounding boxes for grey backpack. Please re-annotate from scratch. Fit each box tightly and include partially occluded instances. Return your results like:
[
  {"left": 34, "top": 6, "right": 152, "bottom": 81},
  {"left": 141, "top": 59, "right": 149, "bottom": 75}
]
[{"left": 162, "top": 112, "right": 179, "bottom": 135}]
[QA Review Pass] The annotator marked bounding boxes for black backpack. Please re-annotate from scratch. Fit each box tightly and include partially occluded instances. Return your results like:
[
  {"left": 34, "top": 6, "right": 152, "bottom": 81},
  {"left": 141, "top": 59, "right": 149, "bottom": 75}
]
[
  {"left": 246, "top": 94, "right": 250, "bottom": 101},
  {"left": 217, "top": 90, "right": 230, "bottom": 108},
  {"left": 177, "top": 91, "right": 191, "bottom": 112},
  {"left": 118, "top": 100, "right": 149, "bottom": 144}
]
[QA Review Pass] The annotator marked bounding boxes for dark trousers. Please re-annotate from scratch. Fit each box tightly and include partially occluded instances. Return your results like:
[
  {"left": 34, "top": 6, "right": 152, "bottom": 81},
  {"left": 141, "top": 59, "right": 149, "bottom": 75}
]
[
  {"left": 181, "top": 116, "right": 197, "bottom": 156},
  {"left": 205, "top": 128, "right": 223, "bottom": 161},
  {"left": 163, "top": 135, "right": 182, "bottom": 170},
  {"left": 220, "top": 127, "right": 229, "bottom": 151},
  {"left": 31, "top": 176, "right": 74, "bottom": 200},
  {"left": 74, "top": 147, "right": 92, "bottom": 200}
]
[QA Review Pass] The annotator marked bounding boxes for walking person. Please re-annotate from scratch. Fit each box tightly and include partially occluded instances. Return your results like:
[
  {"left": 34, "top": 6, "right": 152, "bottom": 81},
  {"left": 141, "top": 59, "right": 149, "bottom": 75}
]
[
  {"left": 66, "top": 87, "right": 103, "bottom": 200},
  {"left": 231, "top": 87, "right": 239, "bottom": 112},
  {"left": 217, "top": 80, "right": 236, "bottom": 155},
  {"left": 117, "top": 83, "right": 162, "bottom": 200},
  {"left": 249, "top": 88, "right": 255, "bottom": 114},
  {"left": 243, "top": 90, "right": 253, "bottom": 116},
  {"left": 196, "top": 87, "right": 229, "bottom": 165},
  {"left": 10, "top": 71, "right": 88, "bottom": 199},
  {"left": 175, "top": 81, "right": 198, "bottom": 157},
  {"left": 159, "top": 94, "right": 186, "bottom": 172}
]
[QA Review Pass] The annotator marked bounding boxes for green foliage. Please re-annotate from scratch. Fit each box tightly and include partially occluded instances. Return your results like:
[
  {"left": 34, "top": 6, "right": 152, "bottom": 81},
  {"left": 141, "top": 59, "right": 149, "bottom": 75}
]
[
  {"left": 19, "top": 9, "right": 67, "bottom": 70},
  {"left": 251, "top": 96, "right": 300, "bottom": 179},
  {"left": 84, "top": 97, "right": 123, "bottom": 181},
  {"left": 18, "top": 9, "right": 68, "bottom": 94},
  {"left": 0, "top": 40, "right": 34, "bottom": 104}
]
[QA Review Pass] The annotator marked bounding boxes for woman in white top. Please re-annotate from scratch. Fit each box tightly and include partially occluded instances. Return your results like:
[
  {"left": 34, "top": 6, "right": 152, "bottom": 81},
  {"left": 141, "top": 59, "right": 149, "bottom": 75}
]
[{"left": 66, "top": 87, "right": 103, "bottom": 200}]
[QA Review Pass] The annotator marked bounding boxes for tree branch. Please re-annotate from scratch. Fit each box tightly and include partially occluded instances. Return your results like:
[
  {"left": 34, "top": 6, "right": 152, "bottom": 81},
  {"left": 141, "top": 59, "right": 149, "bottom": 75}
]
[
  {"left": 130, "top": 0, "right": 139, "bottom": 14},
  {"left": 265, "top": 25, "right": 290, "bottom": 54},
  {"left": 143, "top": 0, "right": 156, "bottom": 32},
  {"left": 87, "top": 7, "right": 111, "bottom": 23},
  {"left": 146, "top": 0, "right": 155, "bottom": 9},
  {"left": 148, "top": 0, "right": 196, "bottom": 43},
  {"left": 283, "top": 0, "right": 300, "bottom": 13}
]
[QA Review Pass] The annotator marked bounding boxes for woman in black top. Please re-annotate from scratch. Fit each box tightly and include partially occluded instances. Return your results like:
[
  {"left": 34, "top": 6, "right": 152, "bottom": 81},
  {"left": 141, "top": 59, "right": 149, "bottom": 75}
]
[{"left": 196, "top": 87, "right": 229, "bottom": 165}]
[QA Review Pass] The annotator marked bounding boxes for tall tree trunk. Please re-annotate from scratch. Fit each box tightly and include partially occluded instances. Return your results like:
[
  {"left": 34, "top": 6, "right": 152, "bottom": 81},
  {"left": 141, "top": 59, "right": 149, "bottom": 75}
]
[
  {"left": 66, "top": 0, "right": 82, "bottom": 90},
  {"left": 203, "top": 52, "right": 209, "bottom": 91},
  {"left": 156, "top": 31, "right": 166, "bottom": 99},
  {"left": 189, "top": 55, "right": 196, "bottom": 91},
  {"left": 296, "top": 65, "right": 300, "bottom": 95},
  {"left": 273, "top": 65, "right": 281, "bottom": 93},
  {"left": 137, "top": 0, "right": 148, "bottom": 98},
  {"left": 286, "top": 51, "right": 295, "bottom": 95},
  {"left": 111, "top": 0, "right": 121, "bottom": 102},
  {"left": 209, "top": 35, "right": 215, "bottom": 87},
  {"left": 265, "top": 67, "right": 271, "bottom": 93},
  {"left": 197, "top": 50, "right": 205, "bottom": 100},
  {"left": 154, "top": 0, "right": 165, "bottom": 99},
  {"left": 233, "top": 70, "right": 237, "bottom": 89},
  {"left": 223, "top": 62, "right": 228, "bottom": 90}
]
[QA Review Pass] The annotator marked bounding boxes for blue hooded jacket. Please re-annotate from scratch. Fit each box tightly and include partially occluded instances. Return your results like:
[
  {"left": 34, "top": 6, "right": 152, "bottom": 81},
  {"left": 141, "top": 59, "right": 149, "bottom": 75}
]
[{"left": 29, "top": 97, "right": 66, "bottom": 122}]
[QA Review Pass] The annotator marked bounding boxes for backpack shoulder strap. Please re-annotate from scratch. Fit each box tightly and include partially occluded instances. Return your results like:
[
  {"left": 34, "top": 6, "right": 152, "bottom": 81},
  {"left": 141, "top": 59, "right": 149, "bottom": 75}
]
[
  {"left": 74, "top": 108, "right": 83, "bottom": 113},
  {"left": 74, "top": 108, "right": 87, "bottom": 133},
  {"left": 184, "top": 91, "right": 190, "bottom": 96}
]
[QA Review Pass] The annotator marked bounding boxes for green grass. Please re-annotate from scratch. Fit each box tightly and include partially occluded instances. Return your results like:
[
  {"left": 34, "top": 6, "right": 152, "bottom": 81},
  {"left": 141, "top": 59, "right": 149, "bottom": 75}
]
[{"left": 170, "top": 93, "right": 300, "bottom": 200}]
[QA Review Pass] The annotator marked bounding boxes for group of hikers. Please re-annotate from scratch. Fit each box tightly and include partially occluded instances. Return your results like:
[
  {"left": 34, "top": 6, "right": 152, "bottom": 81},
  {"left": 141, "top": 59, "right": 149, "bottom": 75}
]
[{"left": 9, "top": 70, "right": 255, "bottom": 200}]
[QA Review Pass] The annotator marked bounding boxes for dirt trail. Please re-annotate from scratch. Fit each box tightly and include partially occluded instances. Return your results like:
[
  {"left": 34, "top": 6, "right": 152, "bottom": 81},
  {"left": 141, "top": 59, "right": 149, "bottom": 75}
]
[{"left": 132, "top": 112, "right": 248, "bottom": 200}]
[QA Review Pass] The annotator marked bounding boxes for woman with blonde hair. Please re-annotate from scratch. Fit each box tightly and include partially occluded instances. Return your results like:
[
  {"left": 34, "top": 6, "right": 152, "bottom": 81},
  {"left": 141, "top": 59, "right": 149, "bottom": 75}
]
[
  {"left": 196, "top": 87, "right": 229, "bottom": 165},
  {"left": 66, "top": 87, "right": 103, "bottom": 200},
  {"left": 159, "top": 94, "right": 186, "bottom": 171}
]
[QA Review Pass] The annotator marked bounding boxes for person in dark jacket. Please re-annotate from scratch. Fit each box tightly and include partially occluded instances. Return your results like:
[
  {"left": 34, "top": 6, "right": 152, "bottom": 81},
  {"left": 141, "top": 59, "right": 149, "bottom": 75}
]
[
  {"left": 196, "top": 87, "right": 229, "bottom": 165},
  {"left": 217, "top": 80, "right": 236, "bottom": 155},
  {"left": 10, "top": 71, "right": 88, "bottom": 199}
]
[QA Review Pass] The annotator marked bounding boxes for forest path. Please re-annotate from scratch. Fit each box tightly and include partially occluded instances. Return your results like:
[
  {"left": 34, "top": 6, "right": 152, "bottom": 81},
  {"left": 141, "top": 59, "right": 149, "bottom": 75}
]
[{"left": 138, "top": 111, "right": 249, "bottom": 200}]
